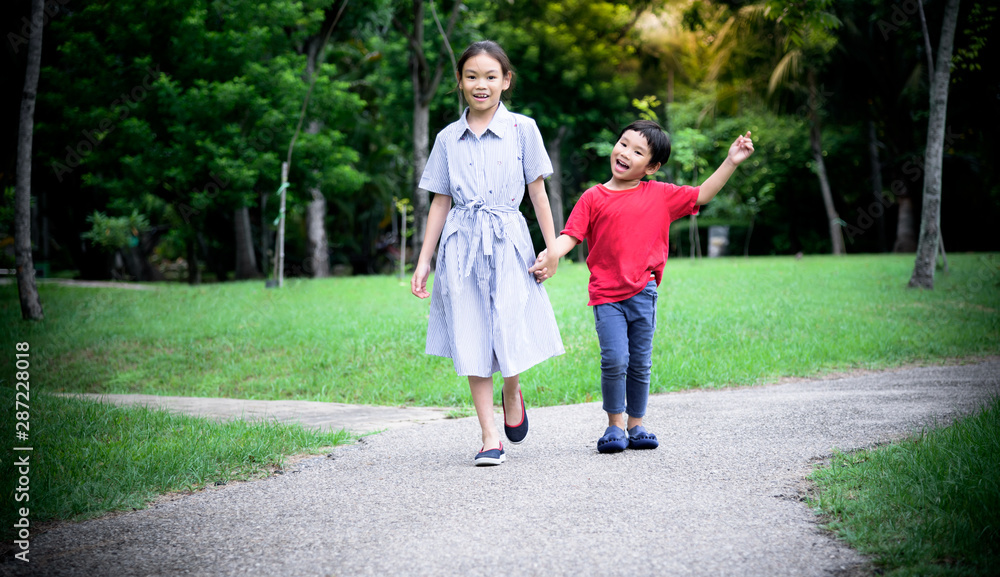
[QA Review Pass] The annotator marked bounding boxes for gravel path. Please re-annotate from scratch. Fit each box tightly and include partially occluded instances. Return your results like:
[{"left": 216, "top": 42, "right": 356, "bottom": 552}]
[{"left": 4, "top": 361, "right": 998, "bottom": 577}]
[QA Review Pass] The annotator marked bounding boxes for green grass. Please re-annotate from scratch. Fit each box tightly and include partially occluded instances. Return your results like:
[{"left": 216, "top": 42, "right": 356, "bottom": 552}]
[
  {"left": 0, "top": 254, "right": 996, "bottom": 549},
  {"left": 2, "top": 254, "right": 997, "bottom": 407},
  {"left": 809, "top": 397, "right": 1000, "bottom": 576},
  {"left": 0, "top": 391, "right": 350, "bottom": 543}
]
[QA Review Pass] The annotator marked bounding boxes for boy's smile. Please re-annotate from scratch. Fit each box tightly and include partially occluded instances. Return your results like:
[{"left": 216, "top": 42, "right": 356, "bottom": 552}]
[{"left": 607, "top": 129, "right": 660, "bottom": 188}]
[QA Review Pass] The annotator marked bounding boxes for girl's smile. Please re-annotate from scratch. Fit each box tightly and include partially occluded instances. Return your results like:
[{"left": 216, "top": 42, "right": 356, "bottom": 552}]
[{"left": 458, "top": 54, "right": 511, "bottom": 117}]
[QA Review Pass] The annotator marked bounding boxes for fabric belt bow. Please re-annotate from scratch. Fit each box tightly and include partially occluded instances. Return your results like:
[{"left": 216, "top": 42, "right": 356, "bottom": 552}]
[{"left": 454, "top": 197, "right": 518, "bottom": 278}]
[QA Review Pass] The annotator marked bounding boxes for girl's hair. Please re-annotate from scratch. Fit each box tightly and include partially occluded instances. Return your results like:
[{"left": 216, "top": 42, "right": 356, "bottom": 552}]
[
  {"left": 455, "top": 40, "right": 516, "bottom": 100},
  {"left": 619, "top": 119, "right": 672, "bottom": 167}
]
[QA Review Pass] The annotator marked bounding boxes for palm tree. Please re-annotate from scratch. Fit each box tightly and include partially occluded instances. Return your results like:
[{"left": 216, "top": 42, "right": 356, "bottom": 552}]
[{"left": 762, "top": 0, "right": 845, "bottom": 254}]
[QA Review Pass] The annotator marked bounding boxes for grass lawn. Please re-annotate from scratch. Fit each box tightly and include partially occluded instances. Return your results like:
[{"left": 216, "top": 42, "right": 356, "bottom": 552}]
[
  {"left": 810, "top": 397, "right": 1000, "bottom": 576},
  {"left": 0, "top": 253, "right": 997, "bottom": 549},
  {"left": 2, "top": 253, "right": 997, "bottom": 407},
  {"left": 0, "top": 392, "right": 350, "bottom": 544}
]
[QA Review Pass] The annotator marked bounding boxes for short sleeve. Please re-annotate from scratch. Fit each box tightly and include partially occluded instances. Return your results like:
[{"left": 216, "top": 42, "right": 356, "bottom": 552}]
[
  {"left": 666, "top": 183, "right": 700, "bottom": 222},
  {"left": 418, "top": 132, "right": 452, "bottom": 196},
  {"left": 517, "top": 117, "right": 553, "bottom": 184},
  {"left": 561, "top": 188, "right": 593, "bottom": 241}
]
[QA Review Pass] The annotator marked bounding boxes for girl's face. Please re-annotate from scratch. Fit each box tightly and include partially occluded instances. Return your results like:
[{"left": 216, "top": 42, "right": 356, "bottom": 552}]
[{"left": 457, "top": 54, "right": 511, "bottom": 116}]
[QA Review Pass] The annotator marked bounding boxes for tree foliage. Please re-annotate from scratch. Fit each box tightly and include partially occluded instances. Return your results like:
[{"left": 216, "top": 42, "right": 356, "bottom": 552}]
[{"left": 2, "top": 0, "right": 996, "bottom": 282}]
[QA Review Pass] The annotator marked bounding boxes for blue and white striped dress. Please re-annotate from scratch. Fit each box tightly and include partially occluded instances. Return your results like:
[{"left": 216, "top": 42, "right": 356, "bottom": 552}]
[{"left": 419, "top": 103, "right": 565, "bottom": 378}]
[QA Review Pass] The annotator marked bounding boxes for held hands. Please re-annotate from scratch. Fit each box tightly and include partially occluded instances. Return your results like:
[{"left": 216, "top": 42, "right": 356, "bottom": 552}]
[
  {"left": 728, "top": 131, "right": 755, "bottom": 166},
  {"left": 528, "top": 248, "right": 558, "bottom": 283}
]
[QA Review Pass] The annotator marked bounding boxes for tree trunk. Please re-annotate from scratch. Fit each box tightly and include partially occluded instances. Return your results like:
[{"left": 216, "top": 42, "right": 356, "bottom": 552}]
[
  {"left": 666, "top": 68, "right": 674, "bottom": 105},
  {"left": 260, "top": 191, "right": 270, "bottom": 278},
  {"left": 909, "top": 0, "right": 960, "bottom": 289},
  {"left": 234, "top": 205, "right": 260, "bottom": 279},
  {"left": 198, "top": 232, "right": 227, "bottom": 281},
  {"left": 411, "top": 73, "right": 431, "bottom": 263},
  {"left": 546, "top": 125, "right": 569, "bottom": 234},
  {"left": 893, "top": 194, "right": 918, "bottom": 252},
  {"left": 14, "top": 0, "right": 44, "bottom": 320},
  {"left": 134, "top": 227, "right": 166, "bottom": 281},
  {"left": 302, "top": 35, "right": 331, "bottom": 279},
  {"left": 808, "top": 69, "right": 844, "bottom": 255},
  {"left": 400, "top": 0, "right": 462, "bottom": 263},
  {"left": 689, "top": 215, "right": 701, "bottom": 259},
  {"left": 867, "top": 120, "right": 887, "bottom": 252},
  {"left": 187, "top": 237, "right": 201, "bottom": 285},
  {"left": 305, "top": 187, "right": 330, "bottom": 277}
]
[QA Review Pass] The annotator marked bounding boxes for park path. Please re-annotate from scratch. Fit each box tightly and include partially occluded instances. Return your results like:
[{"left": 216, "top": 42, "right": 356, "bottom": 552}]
[
  {"left": 4, "top": 360, "right": 999, "bottom": 577},
  {"left": 59, "top": 393, "right": 453, "bottom": 434}
]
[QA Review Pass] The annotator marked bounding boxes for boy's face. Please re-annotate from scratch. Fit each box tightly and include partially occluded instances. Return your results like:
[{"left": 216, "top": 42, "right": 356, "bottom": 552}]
[{"left": 610, "top": 129, "right": 660, "bottom": 182}]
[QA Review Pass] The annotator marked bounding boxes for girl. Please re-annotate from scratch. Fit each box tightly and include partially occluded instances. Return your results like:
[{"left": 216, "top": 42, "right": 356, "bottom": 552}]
[{"left": 410, "top": 40, "right": 564, "bottom": 466}]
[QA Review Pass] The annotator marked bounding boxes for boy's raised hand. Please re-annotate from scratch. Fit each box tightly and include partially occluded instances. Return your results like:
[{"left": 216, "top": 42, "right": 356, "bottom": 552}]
[{"left": 728, "top": 131, "right": 755, "bottom": 165}]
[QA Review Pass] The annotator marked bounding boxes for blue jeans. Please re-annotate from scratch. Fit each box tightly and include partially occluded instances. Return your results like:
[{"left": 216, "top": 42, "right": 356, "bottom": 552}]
[{"left": 593, "top": 281, "right": 657, "bottom": 419}]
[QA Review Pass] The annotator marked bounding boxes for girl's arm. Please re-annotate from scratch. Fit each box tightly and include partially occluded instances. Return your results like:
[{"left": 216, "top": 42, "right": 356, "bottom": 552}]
[
  {"left": 526, "top": 176, "right": 562, "bottom": 280},
  {"left": 696, "top": 131, "right": 754, "bottom": 205},
  {"left": 411, "top": 193, "right": 453, "bottom": 299},
  {"left": 527, "top": 176, "right": 558, "bottom": 251}
]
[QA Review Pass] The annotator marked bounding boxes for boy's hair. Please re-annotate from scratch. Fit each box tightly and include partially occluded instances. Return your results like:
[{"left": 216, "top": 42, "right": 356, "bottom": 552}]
[
  {"left": 618, "top": 120, "right": 671, "bottom": 168},
  {"left": 455, "top": 40, "right": 516, "bottom": 99}
]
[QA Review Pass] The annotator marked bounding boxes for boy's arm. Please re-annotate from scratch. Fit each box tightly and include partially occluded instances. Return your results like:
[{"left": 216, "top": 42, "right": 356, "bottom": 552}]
[
  {"left": 697, "top": 131, "right": 754, "bottom": 205},
  {"left": 528, "top": 234, "right": 579, "bottom": 282}
]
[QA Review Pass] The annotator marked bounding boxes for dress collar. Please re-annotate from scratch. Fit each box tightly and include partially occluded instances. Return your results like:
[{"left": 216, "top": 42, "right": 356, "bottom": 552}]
[{"left": 458, "top": 102, "right": 513, "bottom": 140}]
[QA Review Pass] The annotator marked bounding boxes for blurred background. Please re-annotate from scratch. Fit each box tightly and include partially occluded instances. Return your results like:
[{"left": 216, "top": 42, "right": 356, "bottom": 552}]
[{"left": 3, "top": 0, "right": 997, "bottom": 283}]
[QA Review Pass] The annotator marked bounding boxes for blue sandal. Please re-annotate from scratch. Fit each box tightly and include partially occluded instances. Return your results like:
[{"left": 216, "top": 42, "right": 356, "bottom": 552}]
[
  {"left": 627, "top": 425, "right": 659, "bottom": 450},
  {"left": 597, "top": 426, "right": 627, "bottom": 453}
]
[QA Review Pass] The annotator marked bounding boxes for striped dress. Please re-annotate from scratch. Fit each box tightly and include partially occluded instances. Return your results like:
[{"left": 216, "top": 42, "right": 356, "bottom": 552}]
[{"left": 419, "top": 103, "right": 565, "bottom": 378}]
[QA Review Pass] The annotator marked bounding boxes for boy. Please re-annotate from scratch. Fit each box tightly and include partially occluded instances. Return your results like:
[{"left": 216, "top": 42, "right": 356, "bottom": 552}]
[{"left": 528, "top": 119, "right": 754, "bottom": 453}]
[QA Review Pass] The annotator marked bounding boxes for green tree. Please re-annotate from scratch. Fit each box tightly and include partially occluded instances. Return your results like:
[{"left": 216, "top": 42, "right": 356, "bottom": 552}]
[
  {"left": 393, "top": 0, "right": 465, "bottom": 262},
  {"left": 763, "top": 0, "right": 845, "bottom": 254},
  {"left": 37, "top": 0, "right": 365, "bottom": 283},
  {"left": 486, "top": 0, "right": 650, "bottom": 233}
]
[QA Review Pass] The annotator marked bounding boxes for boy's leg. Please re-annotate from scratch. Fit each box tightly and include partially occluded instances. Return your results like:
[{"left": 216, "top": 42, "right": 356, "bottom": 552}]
[
  {"left": 469, "top": 376, "right": 501, "bottom": 450},
  {"left": 624, "top": 281, "right": 658, "bottom": 430},
  {"left": 594, "top": 301, "right": 629, "bottom": 428}
]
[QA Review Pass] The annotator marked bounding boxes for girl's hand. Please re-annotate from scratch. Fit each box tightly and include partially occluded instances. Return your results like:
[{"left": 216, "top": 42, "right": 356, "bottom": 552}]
[
  {"left": 411, "top": 262, "right": 431, "bottom": 298},
  {"left": 528, "top": 249, "right": 558, "bottom": 283},
  {"left": 728, "top": 131, "right": 754, "bottom": 165}
]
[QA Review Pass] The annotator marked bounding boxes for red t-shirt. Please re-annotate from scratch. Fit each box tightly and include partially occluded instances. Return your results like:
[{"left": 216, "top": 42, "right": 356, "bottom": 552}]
[{"left": 562, "top": 180, "right": 700, "bottom": 306}]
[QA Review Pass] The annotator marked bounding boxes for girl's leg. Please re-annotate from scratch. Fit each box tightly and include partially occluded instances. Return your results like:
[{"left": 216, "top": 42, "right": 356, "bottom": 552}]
[
  {"left": 501, "top": 374, "right": 522, "bottom": 427},
  {"left": 469, "top": 376, "right": 501, "bottom": 450}
]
